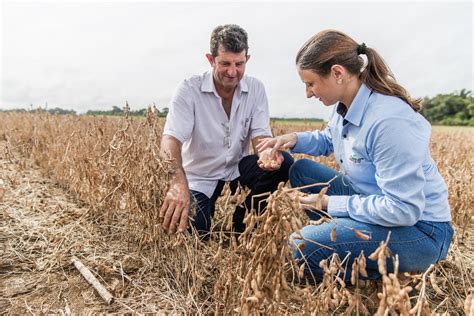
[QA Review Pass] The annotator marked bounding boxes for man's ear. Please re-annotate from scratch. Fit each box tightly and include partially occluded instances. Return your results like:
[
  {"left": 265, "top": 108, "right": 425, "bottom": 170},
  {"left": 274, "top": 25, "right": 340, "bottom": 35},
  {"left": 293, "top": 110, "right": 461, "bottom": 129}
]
[
  {"left": 246, "top": 55, "right": 251, "bottom": 62},
  {"left": 331, "top": 64, "right": 345, "bottom": 80},
  {"left": 206, "top": 53, "right": 215, "bottom": 66}
]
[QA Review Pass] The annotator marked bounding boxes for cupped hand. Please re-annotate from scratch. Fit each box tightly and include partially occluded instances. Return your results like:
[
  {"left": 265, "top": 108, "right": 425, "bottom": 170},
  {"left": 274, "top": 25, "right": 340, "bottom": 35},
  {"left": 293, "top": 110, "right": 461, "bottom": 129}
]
[
  {"left": 257, "top": 147, "right": 284, "bottom": 171},
  {"left": 159, "top": 179, "right": 190, "bottom": 234}
]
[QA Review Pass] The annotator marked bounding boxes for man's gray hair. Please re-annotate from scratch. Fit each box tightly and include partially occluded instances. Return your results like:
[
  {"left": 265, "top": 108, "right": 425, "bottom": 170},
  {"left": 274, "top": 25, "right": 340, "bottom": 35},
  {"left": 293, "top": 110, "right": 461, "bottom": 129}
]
[{"left": 210, "top": 24, "right": 249, "bottom": 57}]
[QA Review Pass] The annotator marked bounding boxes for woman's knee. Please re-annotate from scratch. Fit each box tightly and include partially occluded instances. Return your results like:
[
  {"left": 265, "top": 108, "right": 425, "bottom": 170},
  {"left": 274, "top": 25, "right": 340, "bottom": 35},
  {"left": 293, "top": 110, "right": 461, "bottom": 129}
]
[
  {"left": 289, "top": 159, "right": 332, "bottom": 193},
  {"left": 290, "top": 230, "right": 330, "bottom": 279},
  {"left": 290, "top": 224, "right": 333, "bottom": 263},
  {"left": 289, "top": 159, "right": 315, "bottom": 187}
]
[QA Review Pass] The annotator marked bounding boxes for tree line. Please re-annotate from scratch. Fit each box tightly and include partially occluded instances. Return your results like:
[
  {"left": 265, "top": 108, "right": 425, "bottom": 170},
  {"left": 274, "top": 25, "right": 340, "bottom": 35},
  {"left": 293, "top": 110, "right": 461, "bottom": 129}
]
[
  {"left": 1, "top": 89, "right": 472, "bottom": 125},
  {"left": 0, "top": 105, "right": 169, "bottom": 117},
  {"left": 0, "top": 107, "right": 77, "bottom": 115},
  {"left": 85, "top": 105, "right": 168, "bottom": 117},
  {"left": 421, "top": 89, "right": 473, "bottom": 126}
]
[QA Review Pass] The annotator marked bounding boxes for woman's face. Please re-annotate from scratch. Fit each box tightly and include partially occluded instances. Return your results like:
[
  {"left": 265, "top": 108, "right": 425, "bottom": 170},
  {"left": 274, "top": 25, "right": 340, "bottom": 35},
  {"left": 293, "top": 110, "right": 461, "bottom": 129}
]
[{"left": 297, "top": 67, "right": 342, "bottom": 106}]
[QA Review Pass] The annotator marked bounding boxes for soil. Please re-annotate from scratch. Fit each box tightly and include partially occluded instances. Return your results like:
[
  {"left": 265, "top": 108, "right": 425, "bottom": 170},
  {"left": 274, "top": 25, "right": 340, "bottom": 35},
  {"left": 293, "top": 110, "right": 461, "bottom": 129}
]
[{"left": 0, "top": 140, "right": 129, "bottom": 314}]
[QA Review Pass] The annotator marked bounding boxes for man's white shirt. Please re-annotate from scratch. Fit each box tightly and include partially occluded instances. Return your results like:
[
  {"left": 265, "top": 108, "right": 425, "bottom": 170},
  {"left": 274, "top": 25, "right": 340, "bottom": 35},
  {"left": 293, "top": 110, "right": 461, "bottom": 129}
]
[{"left": 163, "top": 71, "right": 272, "bottom": 198}]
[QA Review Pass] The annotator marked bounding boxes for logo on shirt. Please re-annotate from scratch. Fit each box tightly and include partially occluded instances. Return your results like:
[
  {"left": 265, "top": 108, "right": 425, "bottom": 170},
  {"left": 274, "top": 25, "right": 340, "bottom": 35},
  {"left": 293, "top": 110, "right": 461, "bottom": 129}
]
[{"left": 349, "top": 154, "right": 364, "bottom": 163}]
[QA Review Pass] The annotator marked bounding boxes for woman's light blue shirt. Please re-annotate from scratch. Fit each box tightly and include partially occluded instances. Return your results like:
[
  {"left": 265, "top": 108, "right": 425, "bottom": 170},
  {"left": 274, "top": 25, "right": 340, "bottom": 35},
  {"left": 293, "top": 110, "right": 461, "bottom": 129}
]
[{"left": 292, "top": 84, "right": 451, "bottom": 226}]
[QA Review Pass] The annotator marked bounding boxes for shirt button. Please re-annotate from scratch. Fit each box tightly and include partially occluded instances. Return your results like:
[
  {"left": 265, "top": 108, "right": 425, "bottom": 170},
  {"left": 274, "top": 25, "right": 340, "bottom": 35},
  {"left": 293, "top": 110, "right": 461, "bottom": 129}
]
[
  {"left": 340, "top": 159, "right": 343, "bottom": 163},
  {"left": 343, "top": 134, "right": 347, "bottom": 138}
]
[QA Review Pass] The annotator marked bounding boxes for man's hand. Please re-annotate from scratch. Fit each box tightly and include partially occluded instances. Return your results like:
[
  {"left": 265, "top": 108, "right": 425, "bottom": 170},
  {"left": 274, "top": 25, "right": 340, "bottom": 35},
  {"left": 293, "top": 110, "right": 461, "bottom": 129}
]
[
  {"left": 159, "top": 178, "right": 190, "bottom": 234},
  {"left": 159, "top": 135, "right": 190, "bottom": 234},
  {"left": 257, "top": 147, "right": 284, "bottom": 171}
]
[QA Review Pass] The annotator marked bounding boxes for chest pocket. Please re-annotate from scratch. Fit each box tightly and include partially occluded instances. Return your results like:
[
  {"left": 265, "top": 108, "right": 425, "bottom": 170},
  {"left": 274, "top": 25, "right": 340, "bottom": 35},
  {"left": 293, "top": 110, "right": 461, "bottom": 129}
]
[
  {"left": 346, "top": 154, "right": 375, "bottom": 185},
  {"left": 240, "top": 117, "right": 251, "bottom": 142}
]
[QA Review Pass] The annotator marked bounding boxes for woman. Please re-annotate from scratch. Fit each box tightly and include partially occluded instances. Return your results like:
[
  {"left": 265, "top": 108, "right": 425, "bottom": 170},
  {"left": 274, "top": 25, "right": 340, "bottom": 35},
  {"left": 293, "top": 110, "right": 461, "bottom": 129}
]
[{"left": 257, "top": 30, "right": 453, "bottom": 280}]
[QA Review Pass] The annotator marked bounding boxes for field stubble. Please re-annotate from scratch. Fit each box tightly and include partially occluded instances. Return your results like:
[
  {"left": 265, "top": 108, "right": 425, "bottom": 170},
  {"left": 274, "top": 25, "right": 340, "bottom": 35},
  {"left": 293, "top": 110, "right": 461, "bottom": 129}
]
[{"left": 0, "top": 112, "right": 472, "bottom": 314}]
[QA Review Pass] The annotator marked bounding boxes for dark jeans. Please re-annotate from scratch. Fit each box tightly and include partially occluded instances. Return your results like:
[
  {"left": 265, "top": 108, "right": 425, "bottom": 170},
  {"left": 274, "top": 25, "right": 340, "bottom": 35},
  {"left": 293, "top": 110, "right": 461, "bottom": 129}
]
[{"left": 190, "top": 152, "right": 294, "bottom": 238}]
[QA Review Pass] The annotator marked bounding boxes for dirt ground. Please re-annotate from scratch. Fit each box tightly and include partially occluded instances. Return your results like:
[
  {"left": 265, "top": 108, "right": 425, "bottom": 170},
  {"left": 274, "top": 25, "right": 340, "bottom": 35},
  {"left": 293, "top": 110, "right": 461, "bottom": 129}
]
[{"left": 0, "top": 140, "right": 145, "bottom": 314}]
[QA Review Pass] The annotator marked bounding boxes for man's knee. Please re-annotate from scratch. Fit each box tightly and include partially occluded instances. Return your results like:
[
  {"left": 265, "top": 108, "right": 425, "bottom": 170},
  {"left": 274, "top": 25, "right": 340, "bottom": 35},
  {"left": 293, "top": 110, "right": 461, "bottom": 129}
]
[
  {"left": 189, "top": 190, "right": 213, "bottom": 233},
  {"left": 238, "top": 154, "right": 258, "bottom": 175},
  {"left": 238, "top": 152, "right": 294, "bottom": 181},
  {"left": 280, "top": 151, "right": 294, "bottom": 174}
]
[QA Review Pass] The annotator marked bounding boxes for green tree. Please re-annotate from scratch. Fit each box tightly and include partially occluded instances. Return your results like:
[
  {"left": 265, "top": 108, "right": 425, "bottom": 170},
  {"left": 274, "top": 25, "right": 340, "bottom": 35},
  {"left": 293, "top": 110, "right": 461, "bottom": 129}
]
[{"left": 421, "top": 90, "right": 473, "bottom": 126}]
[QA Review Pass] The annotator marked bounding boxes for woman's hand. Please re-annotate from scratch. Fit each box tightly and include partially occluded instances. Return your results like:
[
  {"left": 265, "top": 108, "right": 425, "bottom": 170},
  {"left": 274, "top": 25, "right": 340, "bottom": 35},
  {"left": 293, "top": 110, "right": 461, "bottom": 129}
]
[
  {"left": 299, "top": 193, "right": 329, "bottom": 210},
  {"left": 287, "top": 190, "right": 329, "bottom": 210},
  {"left": 256, "top": 133, "right": 298, "bottom": 158}
]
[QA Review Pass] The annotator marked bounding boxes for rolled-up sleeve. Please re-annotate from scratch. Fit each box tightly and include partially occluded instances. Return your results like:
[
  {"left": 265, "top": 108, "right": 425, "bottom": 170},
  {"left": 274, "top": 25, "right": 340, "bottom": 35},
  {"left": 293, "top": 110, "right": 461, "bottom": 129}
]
[
  {"left": 328, "top": 118, "right": 429, "bottom": 226},
  {"left": 163, "top": 80, "right": 194, "bottom": 143},
  {"left": 249, "top": 82, "right": 272, "bottom": 139}
]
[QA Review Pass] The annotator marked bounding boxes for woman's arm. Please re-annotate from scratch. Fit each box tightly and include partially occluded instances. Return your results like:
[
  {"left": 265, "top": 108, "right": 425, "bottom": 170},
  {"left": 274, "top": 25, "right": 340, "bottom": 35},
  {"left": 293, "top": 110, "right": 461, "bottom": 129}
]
[
  {"left": 327, "top": 117, "right": 430, "bottom": 226},
  {"left": 291, "top": 127, "right": 334, "bottom": 156}
]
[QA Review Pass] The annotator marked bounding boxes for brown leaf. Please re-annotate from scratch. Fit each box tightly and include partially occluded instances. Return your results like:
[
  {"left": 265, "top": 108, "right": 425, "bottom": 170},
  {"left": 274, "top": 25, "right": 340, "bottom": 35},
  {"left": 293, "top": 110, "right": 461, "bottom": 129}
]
[
  {"left": 298, "top": 262, "right": 306, "bottom": 279},
  {"left": 0, "top": 186, "right": 5, "bottom": 202},
  {"left": 351, "top": 261, "right": 357, "bottom": 285},
  {"left": 245, "top": 296, "right": 259, "bottom": 304},
  {"left": 354, "top": 229, "right": 371, "bottom": 240},
  {"left": 368, "top": 247, "right": 381, "bottom": 261},
  {"left": 429, "top": 272, "right": 444, "bottom": 295},
  {"left": 296, "top": 242, "right": 306, "bottom": 250},
  {"left": 313, "top": 186, "right": 329, "bottom": 210},
  {"left": 309, "top": 217, "right": 329, "bottom": 226},
  {"left": 317, "top": 186, "right": 329, "bottom": 200},
  {"left": 330, "top": 227, "right": 337, "bottom": 242},
  {"left": 358, "top": 251, "right": 368, "bottom": 277}
]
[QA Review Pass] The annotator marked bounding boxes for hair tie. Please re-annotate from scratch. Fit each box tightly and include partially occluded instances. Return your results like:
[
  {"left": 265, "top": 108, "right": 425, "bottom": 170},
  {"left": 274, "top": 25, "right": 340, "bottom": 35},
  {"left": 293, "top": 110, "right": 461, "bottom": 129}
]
[{"left": 357, "top": 43, "right": 367, "bottom": 55}]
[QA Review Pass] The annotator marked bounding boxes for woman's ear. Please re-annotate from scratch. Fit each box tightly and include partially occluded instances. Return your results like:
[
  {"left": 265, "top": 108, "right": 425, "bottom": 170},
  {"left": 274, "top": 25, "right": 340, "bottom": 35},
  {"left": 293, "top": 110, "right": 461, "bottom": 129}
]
[
  {"left": 331, "top": 64, "right": 345, "bottom": 81},
  {"left": 331, "top": 64, "right": 346, "bottom": 85}
]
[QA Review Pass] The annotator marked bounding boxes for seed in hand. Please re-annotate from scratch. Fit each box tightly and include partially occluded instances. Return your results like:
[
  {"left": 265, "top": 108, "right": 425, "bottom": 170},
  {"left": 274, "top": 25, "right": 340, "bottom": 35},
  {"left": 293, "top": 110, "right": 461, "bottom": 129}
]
[{"left": 260, "top": 159, "right": 278, "bottom": 168}]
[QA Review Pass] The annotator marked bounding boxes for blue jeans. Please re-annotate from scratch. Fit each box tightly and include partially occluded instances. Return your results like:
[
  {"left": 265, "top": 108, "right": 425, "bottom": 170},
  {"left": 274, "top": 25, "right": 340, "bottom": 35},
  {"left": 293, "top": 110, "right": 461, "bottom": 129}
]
[
  {"left": 190, "top": 152, "right": 294, "bottom": 239},
  {"left": 289, "top": 159, "right": 454, "bottom": 280}
]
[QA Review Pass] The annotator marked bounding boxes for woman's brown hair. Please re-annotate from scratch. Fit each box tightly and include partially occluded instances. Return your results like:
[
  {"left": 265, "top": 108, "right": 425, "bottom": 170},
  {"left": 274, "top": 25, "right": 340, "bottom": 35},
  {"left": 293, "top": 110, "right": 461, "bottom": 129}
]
[{"left": 296, "top": 30, "right": 422, "bottom": 112}]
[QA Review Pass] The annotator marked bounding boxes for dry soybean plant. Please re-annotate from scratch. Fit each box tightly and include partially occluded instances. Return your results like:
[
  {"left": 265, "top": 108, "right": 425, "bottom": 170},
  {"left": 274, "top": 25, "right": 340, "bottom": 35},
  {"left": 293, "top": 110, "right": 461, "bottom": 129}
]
[{"left": 0, "top": 112, "right": 472, "bottom": 314}]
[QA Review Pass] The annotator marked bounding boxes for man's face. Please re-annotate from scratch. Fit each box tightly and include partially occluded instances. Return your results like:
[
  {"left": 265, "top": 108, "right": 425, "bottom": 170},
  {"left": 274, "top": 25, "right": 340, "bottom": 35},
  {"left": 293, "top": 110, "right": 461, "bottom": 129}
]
[{"left": 207, "top": 47, "right": 249, "bottom": 91}]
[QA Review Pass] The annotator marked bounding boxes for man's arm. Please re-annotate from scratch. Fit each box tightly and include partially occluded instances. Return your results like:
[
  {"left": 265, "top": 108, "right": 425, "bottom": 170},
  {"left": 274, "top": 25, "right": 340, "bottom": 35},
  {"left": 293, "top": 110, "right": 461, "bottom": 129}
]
[
  {"left": 251, "top": 136, "right": 267, "bottom": 156},
  {"left": 159, "top": 135, "right": 190, "bottom": 234}
]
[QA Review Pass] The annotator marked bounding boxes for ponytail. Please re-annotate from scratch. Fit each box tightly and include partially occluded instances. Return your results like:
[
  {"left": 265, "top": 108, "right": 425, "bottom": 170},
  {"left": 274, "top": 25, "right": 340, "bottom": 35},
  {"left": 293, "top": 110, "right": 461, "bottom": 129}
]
[
  {"left": 360, "top": 47, "right": 422, "bottom": 112},
  {"left": 296, "top": 30, "right": 422, "bottom": 112}
]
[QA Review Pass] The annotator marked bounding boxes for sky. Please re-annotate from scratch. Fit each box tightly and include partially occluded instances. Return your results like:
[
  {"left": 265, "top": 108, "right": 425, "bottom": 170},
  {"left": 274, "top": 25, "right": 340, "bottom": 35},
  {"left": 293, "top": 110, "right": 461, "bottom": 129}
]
[{"left": 1, "top": 0, "right": 472, "bottom": 119}]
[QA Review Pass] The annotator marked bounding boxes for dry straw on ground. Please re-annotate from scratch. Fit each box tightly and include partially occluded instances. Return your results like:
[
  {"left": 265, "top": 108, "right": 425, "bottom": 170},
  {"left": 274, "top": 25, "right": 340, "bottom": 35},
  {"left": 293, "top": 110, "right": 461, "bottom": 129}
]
[{"left": 0, "top": 111, "right": 472, "bottom": 314}]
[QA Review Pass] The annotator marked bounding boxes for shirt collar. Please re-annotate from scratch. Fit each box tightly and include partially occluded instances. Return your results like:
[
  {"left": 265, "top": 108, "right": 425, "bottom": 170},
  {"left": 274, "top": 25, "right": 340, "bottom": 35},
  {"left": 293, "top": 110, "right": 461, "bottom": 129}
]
[
  {"left": 339, "top": 83, "right": 372, "bottom": 127},
  {"left": 201, "top": 71, "right": 249, "bottom": 95}
]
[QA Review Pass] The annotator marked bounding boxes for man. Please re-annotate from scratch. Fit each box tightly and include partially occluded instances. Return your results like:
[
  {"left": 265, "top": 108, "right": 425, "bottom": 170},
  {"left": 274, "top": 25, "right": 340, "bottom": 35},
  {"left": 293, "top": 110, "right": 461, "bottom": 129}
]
[{"left": 159, "top": 24, "right": 293, "bottom": 237}]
